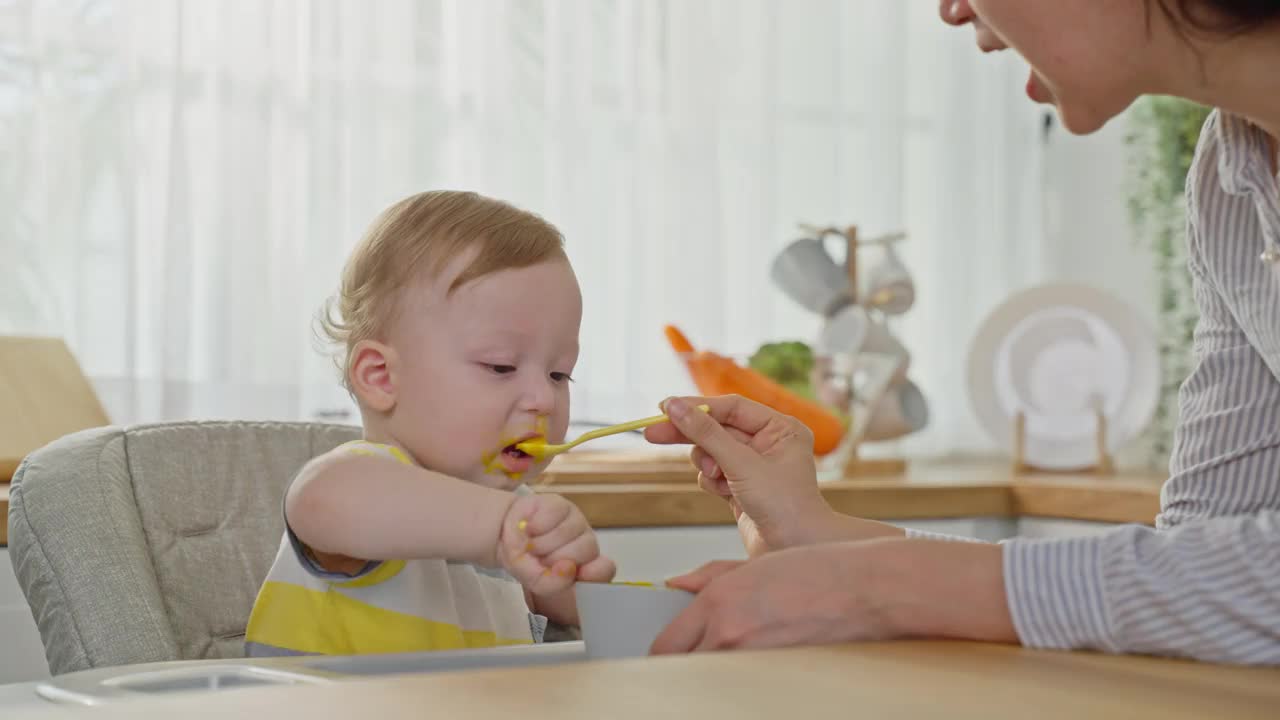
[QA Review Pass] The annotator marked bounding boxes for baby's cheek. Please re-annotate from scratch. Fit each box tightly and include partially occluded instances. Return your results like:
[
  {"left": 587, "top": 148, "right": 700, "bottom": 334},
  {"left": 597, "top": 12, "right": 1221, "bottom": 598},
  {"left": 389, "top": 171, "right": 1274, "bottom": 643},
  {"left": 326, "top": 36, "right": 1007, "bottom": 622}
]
[
  {"left": 549, "top": 408, "right": 572, "bottom": 444},
  {"left": 417, "top": 422, "right": 490, "bottom": 478}
]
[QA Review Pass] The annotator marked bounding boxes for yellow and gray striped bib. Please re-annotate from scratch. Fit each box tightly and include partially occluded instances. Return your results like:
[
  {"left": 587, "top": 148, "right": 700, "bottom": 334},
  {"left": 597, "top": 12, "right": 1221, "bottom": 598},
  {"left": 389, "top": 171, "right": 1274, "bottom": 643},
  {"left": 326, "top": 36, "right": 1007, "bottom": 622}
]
[{"left": 245, "top": 440, "right": 545, "bottom": 657}]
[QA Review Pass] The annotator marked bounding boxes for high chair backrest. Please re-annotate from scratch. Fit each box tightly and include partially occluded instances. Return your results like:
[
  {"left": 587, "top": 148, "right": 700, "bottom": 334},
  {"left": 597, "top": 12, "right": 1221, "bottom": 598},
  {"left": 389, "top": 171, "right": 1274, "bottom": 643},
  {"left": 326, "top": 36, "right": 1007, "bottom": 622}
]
[{"left": 7, "top": 421, "right": 360, "bottom": 674}]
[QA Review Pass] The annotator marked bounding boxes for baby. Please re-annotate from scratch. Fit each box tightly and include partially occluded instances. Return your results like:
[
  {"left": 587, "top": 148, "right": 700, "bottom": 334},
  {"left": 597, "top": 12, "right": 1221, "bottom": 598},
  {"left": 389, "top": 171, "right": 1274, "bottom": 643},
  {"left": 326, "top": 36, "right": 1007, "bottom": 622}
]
[{"left": 245, "top": 190, "right": 616, "bottom": 657}]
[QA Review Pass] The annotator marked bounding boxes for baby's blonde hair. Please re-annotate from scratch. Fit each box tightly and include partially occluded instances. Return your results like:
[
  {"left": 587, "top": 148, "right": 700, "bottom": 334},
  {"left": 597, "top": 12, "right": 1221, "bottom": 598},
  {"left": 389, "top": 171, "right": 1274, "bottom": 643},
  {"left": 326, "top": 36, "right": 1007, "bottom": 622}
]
[{"left": 318, "top": 190, "right": 567, "bottom": 389}]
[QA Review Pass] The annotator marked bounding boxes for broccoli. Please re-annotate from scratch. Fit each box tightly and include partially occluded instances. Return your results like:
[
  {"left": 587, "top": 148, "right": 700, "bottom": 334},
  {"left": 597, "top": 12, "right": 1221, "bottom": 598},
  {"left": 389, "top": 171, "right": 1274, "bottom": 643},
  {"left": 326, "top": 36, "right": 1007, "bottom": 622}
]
[{"left": 749, "top": 340, "right": 816, "bottom": 399}]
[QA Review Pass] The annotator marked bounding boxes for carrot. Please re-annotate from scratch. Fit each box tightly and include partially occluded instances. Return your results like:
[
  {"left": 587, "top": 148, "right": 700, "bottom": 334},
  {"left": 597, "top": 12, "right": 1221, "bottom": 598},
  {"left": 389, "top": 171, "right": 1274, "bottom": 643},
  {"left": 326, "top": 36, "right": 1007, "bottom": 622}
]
[
  {"left": 664, "top": 326, "right": 695, "bottom": 354},
  {"left": 710, "top": 358, "right": 846, "bottom": 456},
  {"left": 663, "top": 325, "right": 732, "bottom": 396},
  {"left": 662, "top": 325, "right": 846, "bottom": 456},
  {"left": 684, "top": 350, "right": 740, "bottom": 397}
]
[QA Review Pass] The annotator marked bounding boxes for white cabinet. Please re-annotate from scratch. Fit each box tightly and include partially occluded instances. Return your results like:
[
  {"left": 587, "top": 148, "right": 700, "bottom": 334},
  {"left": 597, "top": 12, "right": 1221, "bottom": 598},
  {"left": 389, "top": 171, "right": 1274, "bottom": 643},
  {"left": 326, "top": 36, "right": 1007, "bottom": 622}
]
[
  {"left": 0, "top": 548, "right": 50, "bottom": 685},
  {"left": 598, "top": 527, "right": 747, "bottom": 582},
  {"left": 598, "top": 518, "right": 1018, "bottom": 582},
  {"left": 1015, "top": 518, "right": 1120, "bottom": 538},
  {"left": 894, "top": 518, "right": 1017, "bottom": 542}
]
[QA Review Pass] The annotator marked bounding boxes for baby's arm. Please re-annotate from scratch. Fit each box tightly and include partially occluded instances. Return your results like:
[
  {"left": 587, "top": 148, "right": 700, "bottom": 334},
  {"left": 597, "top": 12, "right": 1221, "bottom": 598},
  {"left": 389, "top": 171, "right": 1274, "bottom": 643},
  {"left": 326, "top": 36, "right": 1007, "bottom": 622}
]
[{"left": 286, "top": 450, "right": 516, "bottom": 570}]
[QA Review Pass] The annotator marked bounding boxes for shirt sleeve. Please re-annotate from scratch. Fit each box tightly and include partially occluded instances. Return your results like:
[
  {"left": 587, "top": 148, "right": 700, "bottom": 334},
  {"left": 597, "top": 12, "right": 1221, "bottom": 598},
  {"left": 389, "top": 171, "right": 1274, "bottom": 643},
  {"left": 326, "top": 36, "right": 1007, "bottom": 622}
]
[{"left": 1002, "top": 511, "right": 1280, "bottom": 664}]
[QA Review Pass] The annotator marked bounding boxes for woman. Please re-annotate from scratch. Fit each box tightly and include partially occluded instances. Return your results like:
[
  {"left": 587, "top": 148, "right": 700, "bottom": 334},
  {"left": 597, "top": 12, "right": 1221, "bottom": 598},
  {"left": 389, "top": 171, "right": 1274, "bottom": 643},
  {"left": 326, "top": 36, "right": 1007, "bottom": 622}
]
[{"left": 646, "top": 0, "right": 1280, "bottom": 664}]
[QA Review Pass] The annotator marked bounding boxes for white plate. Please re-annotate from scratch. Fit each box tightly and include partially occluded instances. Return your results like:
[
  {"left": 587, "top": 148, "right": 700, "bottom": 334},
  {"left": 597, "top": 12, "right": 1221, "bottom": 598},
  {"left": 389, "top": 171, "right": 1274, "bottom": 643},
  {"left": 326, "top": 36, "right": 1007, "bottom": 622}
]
[{"left": 965, "top": 284, "right": 1160, "bottom": 470}]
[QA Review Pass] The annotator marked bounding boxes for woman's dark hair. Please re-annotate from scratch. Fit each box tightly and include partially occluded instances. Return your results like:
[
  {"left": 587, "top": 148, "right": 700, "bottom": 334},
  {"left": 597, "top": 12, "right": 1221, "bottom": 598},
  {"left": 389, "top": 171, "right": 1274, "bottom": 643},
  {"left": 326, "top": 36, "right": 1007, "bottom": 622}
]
[{"left": 1154, "top": 0, "right": 1280, "bottom": 35}]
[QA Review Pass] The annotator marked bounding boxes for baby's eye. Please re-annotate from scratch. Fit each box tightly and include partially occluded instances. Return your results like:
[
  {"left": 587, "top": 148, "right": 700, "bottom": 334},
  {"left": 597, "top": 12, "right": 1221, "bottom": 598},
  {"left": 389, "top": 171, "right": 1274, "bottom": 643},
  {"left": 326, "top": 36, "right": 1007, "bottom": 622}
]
[
  {"left": 550, "top": 372, "right": 575, "bottom": 383},
  {"left": 485, "top": 364, "right": 517, "bottom": 375}
]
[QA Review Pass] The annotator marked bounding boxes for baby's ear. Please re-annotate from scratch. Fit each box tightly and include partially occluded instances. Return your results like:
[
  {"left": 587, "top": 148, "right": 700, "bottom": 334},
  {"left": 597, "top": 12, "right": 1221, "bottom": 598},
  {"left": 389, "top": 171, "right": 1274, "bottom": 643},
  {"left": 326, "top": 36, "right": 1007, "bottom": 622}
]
[{"left": 349, "top": 340, "right": 398, "bottom": 413}]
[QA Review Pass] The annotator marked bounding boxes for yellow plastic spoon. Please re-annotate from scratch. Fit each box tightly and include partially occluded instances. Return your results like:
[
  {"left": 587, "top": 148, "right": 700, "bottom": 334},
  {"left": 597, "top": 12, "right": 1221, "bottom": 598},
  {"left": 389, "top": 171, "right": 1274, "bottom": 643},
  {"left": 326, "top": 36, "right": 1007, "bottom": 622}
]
[{"left": 514, "top": 404, "right": 710, "bottom": 460}]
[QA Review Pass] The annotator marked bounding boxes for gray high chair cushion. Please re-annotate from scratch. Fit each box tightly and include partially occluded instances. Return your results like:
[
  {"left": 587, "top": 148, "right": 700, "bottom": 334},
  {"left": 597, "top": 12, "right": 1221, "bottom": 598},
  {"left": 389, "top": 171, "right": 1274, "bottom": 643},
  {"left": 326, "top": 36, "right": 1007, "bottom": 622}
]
[{"left": 7, "top": 421, "right": 361, "bottom": 675}]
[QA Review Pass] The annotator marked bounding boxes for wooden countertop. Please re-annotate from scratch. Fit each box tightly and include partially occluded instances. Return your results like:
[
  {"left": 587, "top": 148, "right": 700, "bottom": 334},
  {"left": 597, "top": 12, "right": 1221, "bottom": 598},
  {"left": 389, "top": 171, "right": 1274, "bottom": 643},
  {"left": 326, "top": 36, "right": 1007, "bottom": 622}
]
[
  {"left": 540, "top": 452, "right": 1165, "bottom": 527},
  {"left": 27, "top": 642, "right": 1280, "bottom": 719},
  {"left": 0, "top": 455, "right": 1163, "bottom": 547}
]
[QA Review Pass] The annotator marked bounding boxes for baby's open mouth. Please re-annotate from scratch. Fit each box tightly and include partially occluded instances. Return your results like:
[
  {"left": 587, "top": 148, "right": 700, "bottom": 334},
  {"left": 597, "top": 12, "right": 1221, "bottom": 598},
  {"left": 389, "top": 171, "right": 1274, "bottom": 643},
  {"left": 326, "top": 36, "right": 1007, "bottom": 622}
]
[
  {"left": 502, "top": 443, "right": 532, "bottom": 460},
  {"left": 501, "top": 433, "right": 544, "bottom": 461}
]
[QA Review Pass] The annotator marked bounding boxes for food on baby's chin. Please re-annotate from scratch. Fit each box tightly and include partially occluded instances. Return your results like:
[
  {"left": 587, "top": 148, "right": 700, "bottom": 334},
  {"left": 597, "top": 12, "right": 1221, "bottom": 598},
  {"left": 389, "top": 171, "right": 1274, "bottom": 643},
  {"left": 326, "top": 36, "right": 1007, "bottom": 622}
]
[
  {"left": 482, "top": 417, "right": 550, "bottom": 480},
  {"left": 480, "top": 449, "right": 525, "bottom": 481}
]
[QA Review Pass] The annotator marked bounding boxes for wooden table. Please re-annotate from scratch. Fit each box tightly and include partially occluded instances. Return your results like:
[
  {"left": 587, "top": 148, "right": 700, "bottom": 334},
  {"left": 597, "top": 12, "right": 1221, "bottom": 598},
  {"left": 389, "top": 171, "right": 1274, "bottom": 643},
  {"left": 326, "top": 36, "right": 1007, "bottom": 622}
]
[
  {"left": 23, "top": 642, "right": 1280, "bottom": 719},
  {"left": 541, "top": 452, "right": 1165, "bottom": 527}
]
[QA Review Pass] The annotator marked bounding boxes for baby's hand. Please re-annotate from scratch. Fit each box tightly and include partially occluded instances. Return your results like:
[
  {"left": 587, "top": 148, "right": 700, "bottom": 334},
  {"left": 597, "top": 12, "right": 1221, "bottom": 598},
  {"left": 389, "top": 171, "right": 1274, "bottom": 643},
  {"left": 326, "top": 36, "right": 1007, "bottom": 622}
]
[{"left": 498, "top": 494, "right": 616, "bottom": 595}]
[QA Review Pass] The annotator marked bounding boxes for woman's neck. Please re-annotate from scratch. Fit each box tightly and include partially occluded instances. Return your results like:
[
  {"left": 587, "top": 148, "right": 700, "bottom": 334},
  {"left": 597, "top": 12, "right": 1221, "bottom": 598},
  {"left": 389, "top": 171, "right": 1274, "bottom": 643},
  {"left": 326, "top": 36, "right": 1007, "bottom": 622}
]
[{"left": 1165, "top": 26, "right": 1280, "bottom": 144}]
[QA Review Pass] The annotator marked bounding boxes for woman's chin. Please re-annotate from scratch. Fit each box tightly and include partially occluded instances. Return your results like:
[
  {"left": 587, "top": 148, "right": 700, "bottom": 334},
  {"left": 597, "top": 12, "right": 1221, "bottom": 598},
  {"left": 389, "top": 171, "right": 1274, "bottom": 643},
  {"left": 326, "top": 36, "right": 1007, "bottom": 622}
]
[
  {"left": 1052, "top": 91, "right": 1138, "bottom": 136},
  {"left": 1053, "top": 104, "right": 1115, "bottom": 136}
]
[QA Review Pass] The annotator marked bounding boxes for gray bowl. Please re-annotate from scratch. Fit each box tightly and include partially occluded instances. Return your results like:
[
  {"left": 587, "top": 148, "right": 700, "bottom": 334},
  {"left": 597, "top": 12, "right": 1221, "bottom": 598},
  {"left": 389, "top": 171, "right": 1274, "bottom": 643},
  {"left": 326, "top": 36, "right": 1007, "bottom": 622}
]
[{"left": 574, "top": 582, "right": 696, "bottom": 659}]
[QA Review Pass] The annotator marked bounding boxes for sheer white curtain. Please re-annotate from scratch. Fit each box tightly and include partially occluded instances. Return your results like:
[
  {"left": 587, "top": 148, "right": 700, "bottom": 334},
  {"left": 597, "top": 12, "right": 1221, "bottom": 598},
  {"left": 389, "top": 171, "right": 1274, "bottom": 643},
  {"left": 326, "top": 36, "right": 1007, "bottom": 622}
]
[{"left": 1, "top": 0, "right": 1045, "bottom": 456}]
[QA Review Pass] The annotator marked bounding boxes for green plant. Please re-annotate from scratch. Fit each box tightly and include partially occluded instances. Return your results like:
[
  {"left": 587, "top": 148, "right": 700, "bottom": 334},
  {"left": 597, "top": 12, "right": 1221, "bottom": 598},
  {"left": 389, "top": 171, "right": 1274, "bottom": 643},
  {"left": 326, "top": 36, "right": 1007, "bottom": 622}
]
[{"left": 1123, "top": 96, "right": 1212, "bottom": 468}]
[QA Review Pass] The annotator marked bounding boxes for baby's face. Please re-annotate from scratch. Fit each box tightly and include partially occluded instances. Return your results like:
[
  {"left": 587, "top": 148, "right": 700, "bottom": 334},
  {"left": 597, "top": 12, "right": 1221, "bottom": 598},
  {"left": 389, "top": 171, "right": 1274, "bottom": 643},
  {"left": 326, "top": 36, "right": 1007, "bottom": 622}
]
[{"left": 386, "top": 257, "right": 581, "bottom": 489}]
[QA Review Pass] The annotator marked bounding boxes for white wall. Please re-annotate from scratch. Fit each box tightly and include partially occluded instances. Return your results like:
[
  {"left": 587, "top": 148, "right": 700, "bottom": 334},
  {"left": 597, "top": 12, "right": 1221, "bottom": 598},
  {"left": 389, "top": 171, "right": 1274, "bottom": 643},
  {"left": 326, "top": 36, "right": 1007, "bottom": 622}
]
[{"left": 1041, "top": 107, "right": 1157, "bottom": 329}]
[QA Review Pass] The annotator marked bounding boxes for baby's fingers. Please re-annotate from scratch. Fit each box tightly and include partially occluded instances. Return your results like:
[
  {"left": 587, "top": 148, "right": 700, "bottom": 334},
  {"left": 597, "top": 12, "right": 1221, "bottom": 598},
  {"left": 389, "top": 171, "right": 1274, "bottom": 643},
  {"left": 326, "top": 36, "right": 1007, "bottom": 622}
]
[
  {"left": 500, "top": 535, "right": 551, "bottom": 588},
  {"left": 524, "top": 496, "right": 573, "bottom": 536},
  {"left": 526, "top": 510, "right": 588, "bottom": 557},
  {"left": 543, "top": 531, "right": 601, "bottom": 569},
  {"left": 524, "top": 558, "right": 577, "bottom": 595},
  {"left": 577, "top": 555, "right": 617, "bottom": 583}
]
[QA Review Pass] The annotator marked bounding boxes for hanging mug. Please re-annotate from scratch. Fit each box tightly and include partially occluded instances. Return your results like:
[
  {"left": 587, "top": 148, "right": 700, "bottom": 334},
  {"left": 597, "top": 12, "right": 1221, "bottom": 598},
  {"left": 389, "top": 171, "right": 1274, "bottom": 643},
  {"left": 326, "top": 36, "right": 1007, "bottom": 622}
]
[
  {"left": 862, "top": 379, "right": 930, "bottom": 442},
  {"left": 769, "top": 236, "right": 853, "bottom": 317},
  {"left": 860, "top": 244, "right": 915, "bottom": 316}
]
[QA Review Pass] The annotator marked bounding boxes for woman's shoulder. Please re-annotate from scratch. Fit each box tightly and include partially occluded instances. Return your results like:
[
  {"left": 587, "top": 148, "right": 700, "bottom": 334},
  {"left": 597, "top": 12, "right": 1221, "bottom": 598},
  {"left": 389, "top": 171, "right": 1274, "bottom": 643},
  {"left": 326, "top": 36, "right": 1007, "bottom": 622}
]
[{"left": 1185, "top": 109, "right": 1224, "bottom": 224}]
